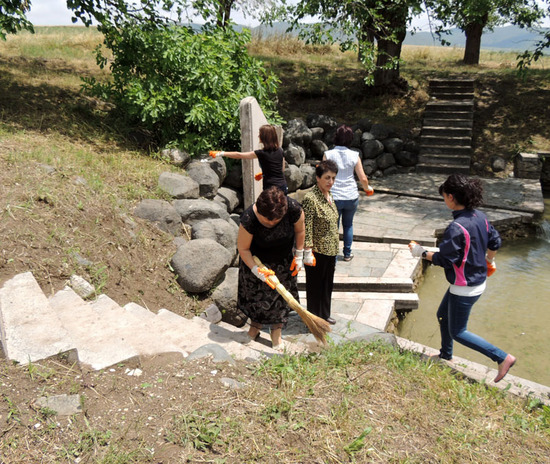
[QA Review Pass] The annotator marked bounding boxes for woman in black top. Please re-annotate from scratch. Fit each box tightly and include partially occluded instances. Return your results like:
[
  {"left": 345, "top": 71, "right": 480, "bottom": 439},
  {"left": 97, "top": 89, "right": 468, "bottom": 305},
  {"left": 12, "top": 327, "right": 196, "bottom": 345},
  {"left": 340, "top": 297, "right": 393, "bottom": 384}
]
[{"left": 210, "top": 124, "right": 288, "bottom": 193}]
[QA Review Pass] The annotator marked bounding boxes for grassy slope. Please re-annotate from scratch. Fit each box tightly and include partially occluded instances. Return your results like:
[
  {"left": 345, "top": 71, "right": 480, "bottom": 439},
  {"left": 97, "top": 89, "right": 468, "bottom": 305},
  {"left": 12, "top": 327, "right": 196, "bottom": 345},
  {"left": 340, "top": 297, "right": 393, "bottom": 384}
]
[{"left": 0, "top": 27, "right": 549, "bottom": 463}]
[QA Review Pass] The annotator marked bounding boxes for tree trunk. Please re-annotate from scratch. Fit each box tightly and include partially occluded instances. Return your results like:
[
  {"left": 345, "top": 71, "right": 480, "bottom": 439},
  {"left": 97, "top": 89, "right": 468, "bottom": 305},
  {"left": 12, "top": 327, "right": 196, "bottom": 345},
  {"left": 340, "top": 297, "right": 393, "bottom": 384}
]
[
  {"left": 373, "top": 29, "right": 405, "bottom": 88},
  {"left": 463, "top": 14, "right": 488, "bottom": 65}
]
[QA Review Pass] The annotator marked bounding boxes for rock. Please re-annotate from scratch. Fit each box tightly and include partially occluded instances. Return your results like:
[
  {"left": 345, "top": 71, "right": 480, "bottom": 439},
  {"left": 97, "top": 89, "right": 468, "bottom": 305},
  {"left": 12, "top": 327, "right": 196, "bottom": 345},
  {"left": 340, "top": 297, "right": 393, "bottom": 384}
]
[
  {"left": 370, "top": 123, "right": 391, "bottom": 140},
  {"left": 187, "top": 344, "right": 236, "bottom": 364},
  {"left": 173, "top": 198, "right": 230, "bottom": 226},
  {"left": 208, "top": 157, "right": 227, "bottom": 184},
  {"left": 351, "top": 129, "right": 362, "bottom": 148},
  {"left": 310, "top": 127, "right": 324, "bottom": 141},
  {"left": 214, "top": 187, "right": 242, "bottom": 213},
  {"left": 382, "top": 137, "right": 404, "bottom": 154},
  {"left": 394, "top": 151, "right": 418, "bottom": 167},
  {"left": 355, "top": 118, "right": 372, "bottom": 132},
  {"left": 305, "top": 114, "right": 338, "bottom": 131},
  {"left": 199, "top": 303, "right": 223, "bottom": 323},
  {"left": 285, "top": 164, "right": 304, "bottom": 193},
  {"left": 285, "top": 118, "right": 312, "bottom": 147},
  {"left": 300, "top": 164, "right": 316, "bottom": 189},
  {"left": 160, "top": 148, "right": 190, "bottom": 167},
  {"left": 191, "top": 218, "right": 238, "bottom": 253},
  {"left": 223, "top": 162, "right": 243, "bottom": 189},
  {"left": 220, "top": 377, "right": 244, "bottom": 390},
  {"left": 376, "top": 153, "right": 396, "bottom": 170},
  {"left": 383, "top": 165, "right": 399, "bottom": 176},
  {"left": 362, "top": 159, "right": 377, "bottom": 176},
  {"left": 361, "top": 139, "right": 385, "bottom": 159},
  {"left": 134, "top": 199, "right": 182, "bottom": 236},
  {"left": 69, "top": 275, "right": 95, "bottom": 299},
  {"left": 284, "top": 143, "right": 306, "bottom": 166},
  {"left": 158, "top": 172, "right": 200, "bottom": 199},
  {"left": 36, "top": 394, "right": 82, "bottom": 416},
  {"left": 211, "top": 268, "right": 247, "bottom": 327},
  {"left": 490, "top": 155, "right": 507, "bottom": 173},
  {"left": 171, "top": 239, "right": 232, "bottom": 293},
  {"left": 361, "top": 132, "right": 376, "bottom": 142},
  {"left": 186, "top": 161, "right": 221, "bottom": 199},
  {"left": 310, "top": 139, "right": 328, "bottom": 159}
]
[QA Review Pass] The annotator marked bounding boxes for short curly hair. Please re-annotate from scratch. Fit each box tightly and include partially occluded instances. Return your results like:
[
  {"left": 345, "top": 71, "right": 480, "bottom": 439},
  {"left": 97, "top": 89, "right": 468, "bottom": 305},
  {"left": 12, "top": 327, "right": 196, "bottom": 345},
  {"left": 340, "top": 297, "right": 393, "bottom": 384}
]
[
  {"left": 316, "top": 159, "right": 338, "bottom": 178},
  {"left": 255, "top": 186, "right": 288, "bottom": 220},
  {"left": 333, "top": 124, "right": 354, "bottom": 147}
]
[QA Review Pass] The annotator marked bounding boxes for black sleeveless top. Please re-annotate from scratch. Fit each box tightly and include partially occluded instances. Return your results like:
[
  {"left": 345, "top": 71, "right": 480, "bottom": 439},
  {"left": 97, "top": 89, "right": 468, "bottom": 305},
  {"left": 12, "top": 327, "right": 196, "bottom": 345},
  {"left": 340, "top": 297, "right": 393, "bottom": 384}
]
[{"left": 255, "top": 148, "right": 287, "bottom": 191}]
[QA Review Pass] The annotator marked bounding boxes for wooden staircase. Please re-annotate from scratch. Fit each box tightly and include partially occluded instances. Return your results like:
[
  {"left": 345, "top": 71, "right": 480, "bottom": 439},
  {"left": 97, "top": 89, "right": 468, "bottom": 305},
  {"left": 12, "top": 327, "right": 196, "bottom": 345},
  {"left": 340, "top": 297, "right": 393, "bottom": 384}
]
[{"left": 416, "top": 78, "right": 475, "bottom": 175}]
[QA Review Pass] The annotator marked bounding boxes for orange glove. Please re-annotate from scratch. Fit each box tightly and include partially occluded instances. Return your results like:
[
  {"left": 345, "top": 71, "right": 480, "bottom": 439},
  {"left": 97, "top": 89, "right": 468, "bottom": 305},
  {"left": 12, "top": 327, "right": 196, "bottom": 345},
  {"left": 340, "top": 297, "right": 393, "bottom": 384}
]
[
  {"left": 254, "top": 172, "right": 263, "bottom": 181},
  {"left": 252, "top": 265, "right": 276, "bottom": 288},
  {"left": 290, "top": 250, "right": 304, "bottom": 276},
  {"left": 364, "top": 186, "right": 374, "bottom": 196},
  {"left": 486, "top": 259, "right": 496, "bottom": 277},
  {"left": 209, "top": 150, "right": 225, "bottom": 158}
]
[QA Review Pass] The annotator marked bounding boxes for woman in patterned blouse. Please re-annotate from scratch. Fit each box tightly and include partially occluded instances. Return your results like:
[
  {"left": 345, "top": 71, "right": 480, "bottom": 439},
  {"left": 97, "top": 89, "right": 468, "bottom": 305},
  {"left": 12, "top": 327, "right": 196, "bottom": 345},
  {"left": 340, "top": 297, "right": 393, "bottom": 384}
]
[{"left": 301, "top": 160, "right": 339, "bottom": 325}]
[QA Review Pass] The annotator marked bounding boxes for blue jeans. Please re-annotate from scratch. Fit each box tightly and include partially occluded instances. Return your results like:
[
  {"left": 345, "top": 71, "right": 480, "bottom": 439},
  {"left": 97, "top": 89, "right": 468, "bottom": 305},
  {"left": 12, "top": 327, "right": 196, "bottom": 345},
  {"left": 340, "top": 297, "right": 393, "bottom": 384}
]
[
  {"left": 334, "top": 197, "right": 359, "bottom": 258},
  {"left": 437, "top": 289, "right": 507, "bottom": 363}
]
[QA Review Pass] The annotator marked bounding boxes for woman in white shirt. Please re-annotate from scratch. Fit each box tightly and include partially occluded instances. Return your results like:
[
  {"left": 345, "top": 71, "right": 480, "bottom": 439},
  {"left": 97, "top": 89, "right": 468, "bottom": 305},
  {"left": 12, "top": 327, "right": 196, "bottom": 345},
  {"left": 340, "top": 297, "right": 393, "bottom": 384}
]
[{"left": 324, "top": 125, "right": 373, "bottom": 261}]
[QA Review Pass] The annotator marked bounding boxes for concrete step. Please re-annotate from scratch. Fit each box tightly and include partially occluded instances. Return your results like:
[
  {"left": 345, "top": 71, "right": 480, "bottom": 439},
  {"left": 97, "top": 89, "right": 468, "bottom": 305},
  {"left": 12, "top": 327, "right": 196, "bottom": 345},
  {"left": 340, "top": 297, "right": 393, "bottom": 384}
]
[
  {"left": 430, "top": 92, "right": 474, "bottom": 100},
  {"left": 429, "top": 78, "right": 475, "bottom": 88},
  {"left": 425, "top": 101, "right": 474, "bottom": 112},
  {"left": 423, "top": 111, "right": 473, "bottom": 120},
  {"left": 423, "top": 118, "right": 473, "bottom": 128},
  {"left": 429, "top": 85, "right": 475, "bottom": 94},
  {"left": 416, "top": 163, "right": 471, "bottom": 175},
  {"left": 420, "top": 145, "right": 472, "bottom": 156},
  {"left": 0, "top": 272, "right": 75, "bottom": 364},
  {"left": 418, "top": 154, "right": 472, "bottom": 166},
  {"left": 421, "top": 135, "right": 472, "bottom": 147},
  {"left": 422, "top": 126, "right": 472, "bottom": 137}
]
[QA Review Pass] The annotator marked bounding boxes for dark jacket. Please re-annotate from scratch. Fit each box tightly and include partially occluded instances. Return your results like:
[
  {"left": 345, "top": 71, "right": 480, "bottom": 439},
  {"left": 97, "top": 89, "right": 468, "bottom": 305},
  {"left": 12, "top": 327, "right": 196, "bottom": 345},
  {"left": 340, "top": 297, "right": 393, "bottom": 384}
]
[{"left": 432, "top": 209, "right": 501, "bottom": 287}]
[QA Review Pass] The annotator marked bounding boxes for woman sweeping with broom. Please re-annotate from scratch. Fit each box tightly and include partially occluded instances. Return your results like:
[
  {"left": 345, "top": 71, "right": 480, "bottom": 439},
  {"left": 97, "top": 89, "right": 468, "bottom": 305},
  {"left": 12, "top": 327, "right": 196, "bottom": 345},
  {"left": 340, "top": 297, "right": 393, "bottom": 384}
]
[{"left": 237, "top": 186, "right": 305, "bottom": 350}]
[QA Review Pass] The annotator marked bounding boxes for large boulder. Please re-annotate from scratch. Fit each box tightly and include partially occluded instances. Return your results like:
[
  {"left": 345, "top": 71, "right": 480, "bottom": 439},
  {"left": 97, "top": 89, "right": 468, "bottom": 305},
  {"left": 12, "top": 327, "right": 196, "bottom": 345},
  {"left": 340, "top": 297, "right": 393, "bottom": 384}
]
[
  {"left": 186, "top": 161, "right": 220, "bottom": 199},
  {"left": 300, "top": 164, "right": 316, "bottom": 189},
  {"left": 310, "top": 127, "right": 324, "bottom": 141},
  {"left": 284, "top": 118, "right": 312, "bottom": 147},
  {"left": 211, "top": 268, "right": 247, "bottom": 327},
  {"left": 191, "top": 218, "right": 238, "bottom": 253},
  {"left": 285, "top": 164, "right": 304, "bottom": 193},
  {"left": 362, "top": 159, "right": 377, "bottom": 176},
  {"left": 284, "top": 143, "right": 306, "bottom": 166},
  {"left": 370, "top": 123, "right": 392, "bottom": 140},
  {"left": 214, "top": 186, "right": 242, "bottom": 213},
  {"left": 173, "top": 198, "right": 230, "bottom": 226},
  {"left": 158, "top": 172, "right": 200, "bottom": 199},
  {"left": 361, "top": 139, "right": 385, "bottom": 159},
  {"left": 310, "top": 139, "right": 328, "bottom": 159},
  {"left": 208, "top": 157, "right": 227, "bottom": 184},
  {"left": 134, "top": 199, "right": 182, "bottom": 236},
  {"left": 394, "top": 151, "right": 418, "bottom": 167},
  {"left": 382, "top": 137, "right": 404, "bottom": 154},
  {"left": 306, "top": 114, "right": 338, "bottom": 132},
  {"left": 171, "top": 239, "right": 232, "bottom": 293},
  {"left": 223, "top": 162, "right": 243, "bottom": 189},
  {"left": 160, "top": 148, "right": 190, "bottom": 167},
  {"left": 376, "top": 152, "right": 396, "bottom": 170}
]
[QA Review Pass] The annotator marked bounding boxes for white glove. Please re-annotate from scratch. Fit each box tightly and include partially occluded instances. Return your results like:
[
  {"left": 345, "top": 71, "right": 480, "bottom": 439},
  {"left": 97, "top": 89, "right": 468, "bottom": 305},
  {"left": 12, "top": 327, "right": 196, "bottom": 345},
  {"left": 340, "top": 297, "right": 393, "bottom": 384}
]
[
  {"left": 409, "top": 242, "right": 426, "bottom": 258},
  {"left": 251, "top": 265, "right": 266, "bottom": 282},
  {"left": 291, "top": 249, "right": 304, "bottom": 275},
  {"left": 303, "top": 249, "right": 316, "bottom": 266}
]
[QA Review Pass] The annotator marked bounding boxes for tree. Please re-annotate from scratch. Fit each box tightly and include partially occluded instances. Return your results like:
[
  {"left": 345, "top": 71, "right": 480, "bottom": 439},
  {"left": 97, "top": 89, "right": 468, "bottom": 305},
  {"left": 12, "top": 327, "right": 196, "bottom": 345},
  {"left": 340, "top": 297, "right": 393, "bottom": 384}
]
[
  {"left": 426, "top": 0, "right": 545, "bottom": 65},
  {"left": 517, "top": 1, "right": 550, "bottom": 70},
  {"left": 0, "top": 0, "right": 33, "bottom": 39},
  {"left": 268, "top": 0, "right": 422, "bottom": 91}
]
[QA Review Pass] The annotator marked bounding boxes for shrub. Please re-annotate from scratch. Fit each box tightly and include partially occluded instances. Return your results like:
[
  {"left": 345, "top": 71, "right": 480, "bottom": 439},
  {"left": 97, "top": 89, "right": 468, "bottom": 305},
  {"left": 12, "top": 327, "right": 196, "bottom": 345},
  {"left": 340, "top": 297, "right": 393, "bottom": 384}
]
[{"left": 83, "top": 23, "right": 282, "bottom": 155}]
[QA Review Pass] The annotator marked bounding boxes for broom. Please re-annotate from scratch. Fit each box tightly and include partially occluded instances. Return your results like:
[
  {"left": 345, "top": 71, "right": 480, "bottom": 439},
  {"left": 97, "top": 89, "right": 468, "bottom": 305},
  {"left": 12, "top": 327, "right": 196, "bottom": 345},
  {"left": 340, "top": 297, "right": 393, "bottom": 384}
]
[{"left": 253, "top": 256, "right": 331, "bottom": 345}]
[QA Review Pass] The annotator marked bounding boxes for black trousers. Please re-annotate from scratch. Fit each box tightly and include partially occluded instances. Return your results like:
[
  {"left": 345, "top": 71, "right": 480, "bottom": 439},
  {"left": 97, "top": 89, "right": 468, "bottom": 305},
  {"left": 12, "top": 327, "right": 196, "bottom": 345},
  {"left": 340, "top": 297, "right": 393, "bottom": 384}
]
[{"left": 304, "top": 252, "right": 336, "bottom": 320}]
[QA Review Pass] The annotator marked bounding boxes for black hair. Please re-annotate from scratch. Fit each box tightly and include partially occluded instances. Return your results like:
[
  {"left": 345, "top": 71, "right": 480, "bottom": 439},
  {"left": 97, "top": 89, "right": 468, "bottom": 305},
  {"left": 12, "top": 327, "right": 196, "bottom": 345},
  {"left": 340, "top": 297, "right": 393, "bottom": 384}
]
[
  {"left": 316, "top": 159, "right": 338, "bottom": 178},
  {"left": 255, "top": 186, "right": 288, "bottom": 220},
  {"left": 439, "top": 174, "right": 484, "bottom": 209}
]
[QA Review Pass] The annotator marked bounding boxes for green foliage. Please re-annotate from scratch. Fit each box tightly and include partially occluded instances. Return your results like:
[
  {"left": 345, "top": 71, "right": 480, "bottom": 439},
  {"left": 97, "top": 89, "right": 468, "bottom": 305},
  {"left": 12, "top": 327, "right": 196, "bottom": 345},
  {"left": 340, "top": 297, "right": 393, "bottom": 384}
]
[
  {"left": 166, "top": 410, "right": 223, "bottom": 450},
  {"left": 0, "top": 0, "right": 33, "bottom": 40},
  {"left": 83, "top": 23, "right": 281, "bottom": 155}
]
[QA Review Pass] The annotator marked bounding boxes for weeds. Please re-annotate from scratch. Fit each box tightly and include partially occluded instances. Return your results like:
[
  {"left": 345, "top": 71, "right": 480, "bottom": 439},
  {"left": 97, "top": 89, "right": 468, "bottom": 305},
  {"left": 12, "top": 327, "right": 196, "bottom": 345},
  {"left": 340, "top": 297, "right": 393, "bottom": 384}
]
[{"left": 166, "top": 410, "right": 223, "bottom": 451}]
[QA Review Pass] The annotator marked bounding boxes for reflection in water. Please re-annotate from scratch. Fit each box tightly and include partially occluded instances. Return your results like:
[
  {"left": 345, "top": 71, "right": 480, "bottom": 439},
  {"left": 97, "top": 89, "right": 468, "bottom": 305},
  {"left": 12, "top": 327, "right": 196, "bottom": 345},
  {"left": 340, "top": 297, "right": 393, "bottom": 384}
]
[{"left": 398, "top": 197, "right": 550, "bottom": 386}]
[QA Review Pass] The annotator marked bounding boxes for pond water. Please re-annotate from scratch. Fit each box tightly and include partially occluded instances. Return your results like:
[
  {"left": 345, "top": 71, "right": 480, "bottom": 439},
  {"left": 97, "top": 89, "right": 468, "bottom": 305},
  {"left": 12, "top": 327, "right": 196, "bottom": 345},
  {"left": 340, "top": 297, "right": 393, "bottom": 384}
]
[{"left": 397, "top": 195, "right": 550, "bottom": 387}]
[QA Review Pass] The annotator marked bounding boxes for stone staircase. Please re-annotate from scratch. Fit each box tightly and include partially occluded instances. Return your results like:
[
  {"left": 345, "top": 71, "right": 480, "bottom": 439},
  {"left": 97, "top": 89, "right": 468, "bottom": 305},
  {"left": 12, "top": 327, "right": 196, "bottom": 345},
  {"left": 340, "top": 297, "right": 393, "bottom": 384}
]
[
  {"left": 0, "top": 272, "right": 301, "bottom": 370},
  {"left": 416, "top": 78, "right": 475, "bottom": 175}
]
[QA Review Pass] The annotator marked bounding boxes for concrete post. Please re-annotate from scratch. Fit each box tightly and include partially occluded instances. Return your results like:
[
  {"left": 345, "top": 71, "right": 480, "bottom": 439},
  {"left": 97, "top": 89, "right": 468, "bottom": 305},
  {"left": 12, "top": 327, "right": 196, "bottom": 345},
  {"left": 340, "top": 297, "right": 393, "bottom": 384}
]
[{"left": 239, "top": 97, "right": 283, "bottom": 208}]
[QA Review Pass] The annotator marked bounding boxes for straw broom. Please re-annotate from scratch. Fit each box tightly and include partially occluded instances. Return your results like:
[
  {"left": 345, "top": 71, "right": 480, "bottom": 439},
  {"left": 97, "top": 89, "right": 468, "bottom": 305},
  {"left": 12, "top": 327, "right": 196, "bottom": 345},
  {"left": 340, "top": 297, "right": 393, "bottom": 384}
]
[{"left": 253, "top": 256, "right": 331, "bottom": 345}]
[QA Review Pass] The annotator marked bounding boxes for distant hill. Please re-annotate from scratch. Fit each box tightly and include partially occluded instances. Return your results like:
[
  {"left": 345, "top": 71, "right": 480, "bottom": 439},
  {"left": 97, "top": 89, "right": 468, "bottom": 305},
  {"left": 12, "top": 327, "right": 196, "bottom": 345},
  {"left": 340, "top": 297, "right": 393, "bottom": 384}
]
[{"left": 248, "top": 23, "right": 548, "bottom": 52}]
